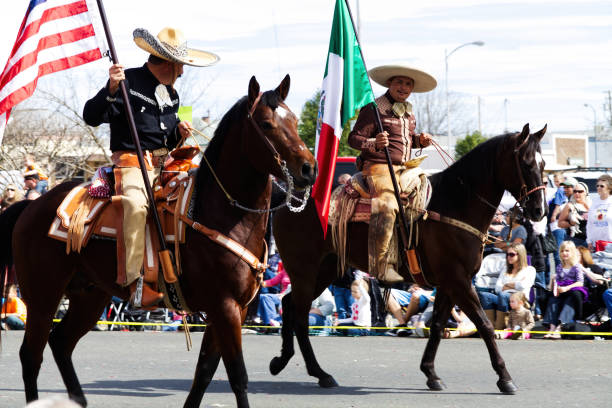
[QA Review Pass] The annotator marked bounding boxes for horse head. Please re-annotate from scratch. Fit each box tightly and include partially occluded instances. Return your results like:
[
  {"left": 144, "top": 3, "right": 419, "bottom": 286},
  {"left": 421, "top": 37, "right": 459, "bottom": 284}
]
[
  {"left": 245, "top": 75, "right": 317, "bottom": 188},
  {"left": 502, "top": 123, "right": 548, "bottom": 221}
]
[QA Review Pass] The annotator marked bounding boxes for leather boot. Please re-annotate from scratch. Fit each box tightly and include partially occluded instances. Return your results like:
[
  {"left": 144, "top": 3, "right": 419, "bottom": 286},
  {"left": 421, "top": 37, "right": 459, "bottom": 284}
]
[
  {"left": 129, "top": 280, "right": 164, "bottom": 308},
  {"left": 369, "top": 211, "right": 401, "bottom": 284},
  {"left": 494, "top": 312, "right": 508, "bottom": 330}
]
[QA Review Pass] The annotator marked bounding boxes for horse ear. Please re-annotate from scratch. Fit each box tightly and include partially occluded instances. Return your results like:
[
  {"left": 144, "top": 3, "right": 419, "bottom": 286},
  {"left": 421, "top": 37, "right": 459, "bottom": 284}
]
[
  {"left": 532, "top": 124, "right": 547, "bottom": 141},
  {"left": 275, "top": 74, "right": 291, "bottom": 102},
  {"left": 516, "top": 123, "right": 530, "bottom": 146},
  {"left": 248, "top": 76, "right": 260, "bottom": 110}
]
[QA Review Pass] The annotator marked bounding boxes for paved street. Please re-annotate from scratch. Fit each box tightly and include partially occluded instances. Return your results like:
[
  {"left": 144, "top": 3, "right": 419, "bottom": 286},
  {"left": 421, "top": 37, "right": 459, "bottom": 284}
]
[{"left": 1, "top": 331, "right": 611, "bottom": 407}]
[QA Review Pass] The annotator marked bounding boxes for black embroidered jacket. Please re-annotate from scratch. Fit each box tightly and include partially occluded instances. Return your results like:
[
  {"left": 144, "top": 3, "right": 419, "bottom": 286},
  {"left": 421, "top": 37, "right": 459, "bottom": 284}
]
[{"left": 83, "top": 64, "right": 181, "bottom": 152}]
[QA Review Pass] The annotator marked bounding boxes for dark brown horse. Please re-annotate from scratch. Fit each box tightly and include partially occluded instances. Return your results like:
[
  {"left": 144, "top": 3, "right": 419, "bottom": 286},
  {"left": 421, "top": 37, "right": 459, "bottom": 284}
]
[
  {"left": 270, "top": 124, "right": 547, "bottom": 393},
  {"left": 0, "top": 75, "right": 316, "bottom": 408}
]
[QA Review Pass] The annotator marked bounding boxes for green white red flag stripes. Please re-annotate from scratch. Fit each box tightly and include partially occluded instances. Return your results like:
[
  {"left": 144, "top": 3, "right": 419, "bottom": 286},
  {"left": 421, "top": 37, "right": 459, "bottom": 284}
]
[{"left": 312, "top": 0, "right": 374, "bottom": 235}]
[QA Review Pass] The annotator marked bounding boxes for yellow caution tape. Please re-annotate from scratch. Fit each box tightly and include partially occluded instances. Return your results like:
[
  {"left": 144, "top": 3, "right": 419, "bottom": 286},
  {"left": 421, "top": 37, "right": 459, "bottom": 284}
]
[{"left": 55, "top": 319, "right": 612, "bottom": 337}]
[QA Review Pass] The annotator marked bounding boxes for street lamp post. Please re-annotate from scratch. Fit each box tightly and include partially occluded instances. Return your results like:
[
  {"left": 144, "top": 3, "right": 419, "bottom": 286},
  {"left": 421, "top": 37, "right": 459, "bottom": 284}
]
[
  {"left": 445, "top": 41, "right": 485, "bottom": 150},
  {"left": 584, "top": 103, "right": 598, "bottom": 166}
]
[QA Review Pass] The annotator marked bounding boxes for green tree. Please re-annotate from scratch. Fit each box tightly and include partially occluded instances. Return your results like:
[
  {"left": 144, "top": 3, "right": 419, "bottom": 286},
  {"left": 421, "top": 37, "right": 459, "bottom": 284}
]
[
  {"left": 455, "top": 130, "right": 486, "bottom": 160},
  {"left": 298, "top": 90, "right": 359, "bottom": 157}
]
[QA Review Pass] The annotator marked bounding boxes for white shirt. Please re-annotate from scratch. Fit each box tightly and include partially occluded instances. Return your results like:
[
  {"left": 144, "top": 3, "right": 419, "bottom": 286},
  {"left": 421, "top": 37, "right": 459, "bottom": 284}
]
[
  {"left": 337, "top": 284, "right": 371, "bottom": 327},
  {"left": 495, "top": 265, "right": 536, "bottom": 299},
  {"left": 474, "top": 253, "right": 506, "bottom": 289},
  {"left": 586, "top": 195, "right": 612, "bottom": 245}
]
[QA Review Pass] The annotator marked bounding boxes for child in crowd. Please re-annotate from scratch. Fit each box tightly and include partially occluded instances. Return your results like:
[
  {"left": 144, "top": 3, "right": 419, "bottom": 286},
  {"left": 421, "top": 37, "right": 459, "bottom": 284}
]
[
  {"left": 334, "top": 278, "right": 371, "bottom": 336},
  {"left": 1, "top": 284, "right": 27, "bottom": 330},
  {"left": 444, "top": 307, "right": 476, "bottom": 338},
  {"left": 502, "top": 292, "right": 535, "bottom": 339}
]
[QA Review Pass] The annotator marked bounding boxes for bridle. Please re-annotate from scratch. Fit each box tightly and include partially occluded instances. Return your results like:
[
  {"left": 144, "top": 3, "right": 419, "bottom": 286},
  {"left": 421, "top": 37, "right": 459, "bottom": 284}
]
[
  {"left": 512, "top": 136, "right": 546, "bottom": 206},
  {"left": 199, "top": 92, "right": 310, "bottom": 214}
]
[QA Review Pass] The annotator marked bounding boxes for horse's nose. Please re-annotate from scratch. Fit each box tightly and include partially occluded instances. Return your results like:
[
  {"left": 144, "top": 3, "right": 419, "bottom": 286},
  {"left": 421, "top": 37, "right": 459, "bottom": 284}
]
[{"left": 301, "top": 162, "right": 316, "bottom": 185}]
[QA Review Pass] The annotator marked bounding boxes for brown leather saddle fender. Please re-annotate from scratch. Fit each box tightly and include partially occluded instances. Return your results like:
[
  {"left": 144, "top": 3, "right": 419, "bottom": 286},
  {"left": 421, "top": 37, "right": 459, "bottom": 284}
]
[{"left": 48, "top": 173, "right": 197, "bottom": 285}]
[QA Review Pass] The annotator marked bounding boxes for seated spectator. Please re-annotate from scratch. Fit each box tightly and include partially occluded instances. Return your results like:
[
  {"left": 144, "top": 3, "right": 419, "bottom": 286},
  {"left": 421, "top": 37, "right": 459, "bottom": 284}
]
[
  {"left": 23, "top": 153, "right": 48, "bottom": 194},
  {"left": 23, "top": 173, "right": 41, "bottom": 200},
  {"left": 1, "top": 184, "right": 24, "bottom": 212},
  {"left": 500, "top": 292, "right": 534, "bottom": 339},
  {"left": 483, "top": 208, "right": 506, "bottom": 257},
  {"left": 385, "top": 284, "right": 434, "bottom": 336},
  {"left": 257, "top": 261, "right": 291, "bottom": 327},
  {"left": 548, "top": 174, "right": 571, "bottom": 266},
  {"left": 558, "top": 181, "right": 591, "bottom": 248},
  {"left": 334, "top": 278, "right": 370, "bottom": 336},
  {"left": 543, "top": 241, "right": 587, "bottom": 339},
  {"left": 493, "top": 208, "right": 527, "bottom": 250},
  {"left": 474, "top": 252, "right": 506, "bottom": 322},
  {"left": 1, "top": 284, "right": 27, "bottom": 330},
  {"left": 308, "top": 288, "right": 335, "bottom": 333},
  {"left": 444, "top": 307, "right": 476, "bottom": 338},
  {"left": 577, "top": 246, "right": 609, "bottom": 320},
  {"left": 586, "top": 174, "right": 612, "bottom": 252},
  {"left": 522, "top": 216, "right": 547, "bottom": 320},
  {"left": 330, "top": 267, "right": 355, "bottom": 320},
  {"left": 483, "top": 243, "right": 535, "bottom": 330}
]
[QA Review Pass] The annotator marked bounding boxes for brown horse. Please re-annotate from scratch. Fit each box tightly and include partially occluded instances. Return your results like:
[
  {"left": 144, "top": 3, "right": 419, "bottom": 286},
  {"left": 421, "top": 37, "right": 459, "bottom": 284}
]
[
  {"left": 269, "top": 124, "right": 547, "bottom": 393},
  {"left": 0, "top": 75, "right": 316, "bottom": 408}
]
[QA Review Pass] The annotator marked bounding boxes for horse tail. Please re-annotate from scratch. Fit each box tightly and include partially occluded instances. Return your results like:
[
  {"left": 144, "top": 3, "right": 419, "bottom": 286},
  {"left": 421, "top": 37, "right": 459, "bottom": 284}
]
[{"left": 0, "top": 200, "right": 31, "bottom": 341}]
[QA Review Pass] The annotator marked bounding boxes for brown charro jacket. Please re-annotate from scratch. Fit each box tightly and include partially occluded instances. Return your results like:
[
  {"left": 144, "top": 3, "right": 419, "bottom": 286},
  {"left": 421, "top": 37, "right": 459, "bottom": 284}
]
[{"left": 348, "top": 92, "right": 420, "bottom": 165}]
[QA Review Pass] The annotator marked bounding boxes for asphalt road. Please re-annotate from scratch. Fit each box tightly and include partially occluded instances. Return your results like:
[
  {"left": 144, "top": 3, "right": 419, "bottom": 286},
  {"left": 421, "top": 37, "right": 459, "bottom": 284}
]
[{"left": 1, "top": 331, "right": 611, "bottom": 407}]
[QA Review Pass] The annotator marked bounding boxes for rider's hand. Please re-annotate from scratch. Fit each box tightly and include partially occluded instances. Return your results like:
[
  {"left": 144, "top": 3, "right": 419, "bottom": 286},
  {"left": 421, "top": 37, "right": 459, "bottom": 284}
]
[
  {"left": 419, "top": 132, "right": 433, "bottom": 147},
  {"left": 178, "top": 121, "right": 193, "bottom": 140},
  {"left": 108, "top": 64, "right": 125, "bottom": 95},
  {"left": 375, "top": 131, "right": 389, "bottom": 150}
]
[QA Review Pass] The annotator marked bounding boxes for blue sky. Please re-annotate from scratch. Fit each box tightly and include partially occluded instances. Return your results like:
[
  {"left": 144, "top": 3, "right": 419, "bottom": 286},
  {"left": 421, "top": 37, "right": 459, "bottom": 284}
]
[{"left": 1, "top": 0, "right": 611, "bottom": 137}]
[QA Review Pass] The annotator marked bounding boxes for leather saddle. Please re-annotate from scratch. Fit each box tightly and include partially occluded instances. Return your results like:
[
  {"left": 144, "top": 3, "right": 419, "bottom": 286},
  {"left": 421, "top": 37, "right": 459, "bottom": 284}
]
[
  {"left": 48, "top": 148, "right": 199, "bottom": 286},
  {"left": 328, "top": 166, "right": 432, "bottom": 226}
]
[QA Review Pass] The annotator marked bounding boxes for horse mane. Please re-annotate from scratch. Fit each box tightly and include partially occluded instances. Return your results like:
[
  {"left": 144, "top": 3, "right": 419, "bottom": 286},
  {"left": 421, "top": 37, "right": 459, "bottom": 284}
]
[
  {"left": 193, "top": 90, "right": 282, "bottom": 219},
  {"left": 429, "top": 132, "right": 517, "bottom": 214}
]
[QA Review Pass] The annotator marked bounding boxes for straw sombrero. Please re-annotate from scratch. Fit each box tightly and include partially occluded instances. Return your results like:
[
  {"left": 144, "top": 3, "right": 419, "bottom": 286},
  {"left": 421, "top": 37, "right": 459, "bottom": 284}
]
[
  {"left": 133, "top": 27, "right": 219, "bottom": 67},
  {"left": 369, "top": 64, "right": 437, "bottom": 93}
]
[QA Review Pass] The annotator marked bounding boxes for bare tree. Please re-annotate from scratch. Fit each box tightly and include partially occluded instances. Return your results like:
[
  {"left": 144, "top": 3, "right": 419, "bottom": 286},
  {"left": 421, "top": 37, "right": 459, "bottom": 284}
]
[{"left": 411, "top": 88, "right": 476, "bottom": 138}]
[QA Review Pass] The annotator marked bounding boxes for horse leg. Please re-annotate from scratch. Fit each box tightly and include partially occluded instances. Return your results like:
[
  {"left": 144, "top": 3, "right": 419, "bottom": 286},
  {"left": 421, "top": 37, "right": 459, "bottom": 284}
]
[
  {"left": 184, "top": 324, "right": 221, "bottom": 408},
  {"left": 269, "top": 292, "right": 295, "bottom": 375},
  {"left": 210, "top": 300, "right": 250, "bottom": 408},
  {"left": 291, "top": 285, "right": 338, "bottom": 388},
  {"left": 19, "top": 306, "right": 57, "bottom": 403},
  {"left": 48, "top": 286, "right": 110, "bottom": 407},
  {"left": 420, "top": 290, "right": 453, "bottom": 391},
  {"left": 455, "top": 286, "right": 518, "bottom": 394}
]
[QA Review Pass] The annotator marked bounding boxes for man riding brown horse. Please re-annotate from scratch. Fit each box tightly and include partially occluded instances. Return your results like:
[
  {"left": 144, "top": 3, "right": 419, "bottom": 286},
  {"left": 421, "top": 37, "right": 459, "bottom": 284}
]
[
  {"left": 348, "top": 64, "right": 436, "bottom": 283},
  {"left": 83, "top": 27, "right": 219, "bottom": 306}
]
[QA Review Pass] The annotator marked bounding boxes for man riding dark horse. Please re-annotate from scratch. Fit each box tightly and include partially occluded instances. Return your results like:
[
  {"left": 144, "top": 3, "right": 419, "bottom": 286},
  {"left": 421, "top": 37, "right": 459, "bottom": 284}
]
[
  {"left": 348, "top": 64, "right": 437, "bottom": 284},
  {"left": 83, "top": 27, "right": 219, "bottom": 306}
]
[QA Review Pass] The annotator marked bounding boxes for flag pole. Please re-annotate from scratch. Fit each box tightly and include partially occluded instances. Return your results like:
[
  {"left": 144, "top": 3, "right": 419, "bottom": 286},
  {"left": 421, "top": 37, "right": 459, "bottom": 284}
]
[
  {"left": 95, "top": 0, "right": 177, "bottom": 283},
  {"left": 342, "top": 0, "right": 414, "bottom": 257}
]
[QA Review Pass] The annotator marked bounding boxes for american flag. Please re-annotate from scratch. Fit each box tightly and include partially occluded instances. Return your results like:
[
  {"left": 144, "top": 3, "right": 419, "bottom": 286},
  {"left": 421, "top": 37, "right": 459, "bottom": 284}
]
[{"left": 0, "top": 0, "right": 107, "bottom": 143}]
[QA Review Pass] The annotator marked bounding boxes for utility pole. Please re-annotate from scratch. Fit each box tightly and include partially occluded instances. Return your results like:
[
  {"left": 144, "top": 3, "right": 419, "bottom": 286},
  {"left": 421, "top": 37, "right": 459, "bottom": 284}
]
[
  {"left": 605, "top": 90, "right": 612, "bottom": 128},
  {"left": 477, "top": 96, "right": 482, "bottom": 135},
  {"left": 504, "top": 98, "right": 508, "bottom": 133}
]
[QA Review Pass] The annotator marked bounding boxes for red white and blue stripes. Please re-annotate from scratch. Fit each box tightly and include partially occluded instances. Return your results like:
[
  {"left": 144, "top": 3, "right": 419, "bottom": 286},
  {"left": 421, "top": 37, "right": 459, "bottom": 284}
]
[{"left": 0, "top": 0, "right": 107, "bottom": 143}]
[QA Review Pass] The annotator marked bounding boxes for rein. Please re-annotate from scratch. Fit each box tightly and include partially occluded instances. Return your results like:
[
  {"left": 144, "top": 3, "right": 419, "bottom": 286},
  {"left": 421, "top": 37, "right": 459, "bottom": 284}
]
[{"left": 197, "top": 93, "right": 310, "bottom": 214}]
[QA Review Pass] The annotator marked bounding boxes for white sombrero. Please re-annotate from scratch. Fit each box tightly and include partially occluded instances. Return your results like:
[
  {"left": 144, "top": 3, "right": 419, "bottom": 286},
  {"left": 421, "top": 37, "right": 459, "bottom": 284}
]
[
  {"left": 369, "top": 64, "right": 437, "bottom": 93},
  {"left": 133, "top": 27, "right": 219, "bottom": 67}
]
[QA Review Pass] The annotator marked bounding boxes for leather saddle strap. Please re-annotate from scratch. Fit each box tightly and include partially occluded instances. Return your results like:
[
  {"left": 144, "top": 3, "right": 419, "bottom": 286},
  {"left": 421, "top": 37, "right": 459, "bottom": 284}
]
[
  {"left": 163, "top": 203, "right": 268, "bottom": 273},
  {"left": 426, "top": 210, "right": 488, "bottom": 244}
]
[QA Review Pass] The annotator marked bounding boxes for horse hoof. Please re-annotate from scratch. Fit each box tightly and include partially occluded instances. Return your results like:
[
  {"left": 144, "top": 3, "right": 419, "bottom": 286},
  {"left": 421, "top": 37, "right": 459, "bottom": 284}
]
[
  {"left": 497, "top": 379, "right": 518, "bottom": 394},
  {"left": 318, "top": 375, "right": 339, "bottom": 388},
  {"left": 427, "top": 379, "right": 446, "bottom": 391},
  {"left": 269, "top": 357, "right": 288, "bottom": 376}
]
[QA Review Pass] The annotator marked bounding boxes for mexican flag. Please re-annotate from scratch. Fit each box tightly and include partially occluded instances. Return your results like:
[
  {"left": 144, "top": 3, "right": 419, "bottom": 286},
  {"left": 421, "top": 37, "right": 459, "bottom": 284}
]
[{"left": 312, "top": 0, "right": 374, "bottom": 235}]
